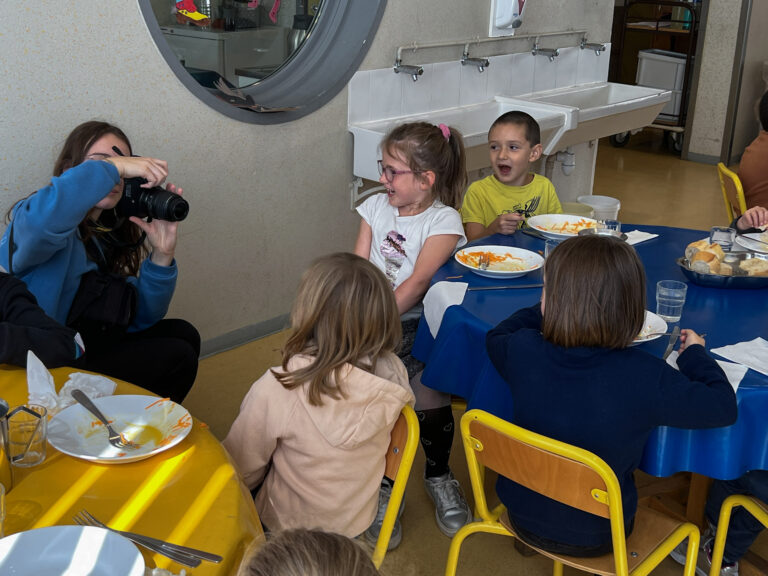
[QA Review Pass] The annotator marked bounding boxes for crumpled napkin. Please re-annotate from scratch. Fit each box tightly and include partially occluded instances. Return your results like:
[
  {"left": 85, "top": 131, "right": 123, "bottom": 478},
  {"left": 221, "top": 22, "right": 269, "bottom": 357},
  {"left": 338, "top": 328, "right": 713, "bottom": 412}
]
[
  {"left": 423, "top": 281, "right": 468, "bottom": 338},
  {"left": 26, "top": 350, "right": 116, "bottom": 414},
  {"left": 711, "top": 338, "right": 768, "bottom": 377},
  {"left": 625, "top": 230, "right": 659, "bottom": 245},
  {"left": 665, "top": 350, "right": 748, "bottom": 394}
]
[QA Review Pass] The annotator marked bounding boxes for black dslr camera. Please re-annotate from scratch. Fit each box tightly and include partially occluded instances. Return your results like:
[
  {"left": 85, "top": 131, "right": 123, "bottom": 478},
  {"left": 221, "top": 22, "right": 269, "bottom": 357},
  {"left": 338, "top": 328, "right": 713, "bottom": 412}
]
[{"left": 117, "top": 178, "right": 189, "bottom": 222}]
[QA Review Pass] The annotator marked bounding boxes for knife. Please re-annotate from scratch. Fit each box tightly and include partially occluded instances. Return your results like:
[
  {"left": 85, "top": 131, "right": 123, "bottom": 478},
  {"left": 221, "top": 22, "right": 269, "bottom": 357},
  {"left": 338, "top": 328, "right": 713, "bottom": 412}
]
[
  {"left": 520, "top": 228, "right": 548, "bottom": 241},
  {"left": 467, "top": 283, "right": 543, "bottom": 291},
  {"left": 662, "top": 325, "right": 680, "bottom": 360}
]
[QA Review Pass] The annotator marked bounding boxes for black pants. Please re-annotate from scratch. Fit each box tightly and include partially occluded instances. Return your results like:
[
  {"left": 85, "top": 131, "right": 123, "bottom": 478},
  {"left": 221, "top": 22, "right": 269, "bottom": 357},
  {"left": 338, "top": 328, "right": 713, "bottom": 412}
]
[{"left": 75, "top": 318, "right": 200, "bottom": 404}]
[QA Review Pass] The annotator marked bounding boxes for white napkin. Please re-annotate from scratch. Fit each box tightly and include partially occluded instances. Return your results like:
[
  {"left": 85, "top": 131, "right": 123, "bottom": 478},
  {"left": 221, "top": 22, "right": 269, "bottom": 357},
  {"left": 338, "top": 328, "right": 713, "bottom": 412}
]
[
  {"left": 423, "top": 281, "right": 468, "bottom": 338},
  {"left": 625, "top": 230, "right": 659, "bottom": 245},
  {"left": 711, "top": 338, "right": 768, "bottom": 377},
  {"left": 666, "top": 350, "right": 748, "bottom": 394},
  {"left": 26, "top": 350, "right": 57, "bottom": 410},
  {"left": 25, "top": 350, "right": 116, "bottom": 414}
]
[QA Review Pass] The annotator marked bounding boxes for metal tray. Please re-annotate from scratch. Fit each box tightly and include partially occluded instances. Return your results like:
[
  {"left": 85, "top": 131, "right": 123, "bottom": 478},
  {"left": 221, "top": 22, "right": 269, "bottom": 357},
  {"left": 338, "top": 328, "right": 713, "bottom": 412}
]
[{"left": 676, "top": 257, "right": 768, "bottom": 289}]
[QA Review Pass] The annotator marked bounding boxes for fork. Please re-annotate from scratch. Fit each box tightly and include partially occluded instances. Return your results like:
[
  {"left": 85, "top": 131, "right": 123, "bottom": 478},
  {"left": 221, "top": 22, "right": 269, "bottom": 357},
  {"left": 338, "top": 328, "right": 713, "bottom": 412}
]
[
  {"left": 478, "top": 253, "right": 490, "bottom": 270},
  {"left": 73, "top": 511, "right": 203, "bottom": 568},
  {"left": 71, "top": 389, "right": 140, "bottom": 450}
]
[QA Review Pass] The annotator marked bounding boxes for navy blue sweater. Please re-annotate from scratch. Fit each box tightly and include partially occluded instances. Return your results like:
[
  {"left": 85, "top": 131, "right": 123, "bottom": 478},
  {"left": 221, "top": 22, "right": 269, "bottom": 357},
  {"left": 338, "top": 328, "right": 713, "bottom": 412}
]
[{"left": 486, "top": 305, "right": 738, "bottom": 550}]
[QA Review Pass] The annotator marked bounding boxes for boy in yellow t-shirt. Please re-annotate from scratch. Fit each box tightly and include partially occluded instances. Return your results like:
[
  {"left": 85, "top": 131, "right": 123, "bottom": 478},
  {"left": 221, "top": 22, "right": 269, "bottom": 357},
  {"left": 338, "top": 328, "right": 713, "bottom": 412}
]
[{"left": 460, "top": 111, "right": 562, "bottom": 241}]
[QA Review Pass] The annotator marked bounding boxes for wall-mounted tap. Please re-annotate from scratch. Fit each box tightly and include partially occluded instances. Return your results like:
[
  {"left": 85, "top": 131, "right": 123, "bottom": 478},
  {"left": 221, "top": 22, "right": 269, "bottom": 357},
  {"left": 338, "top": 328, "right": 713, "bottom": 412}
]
[
  {"left": 532, "top": 43, "right": 559, "bottom": 62},
  {"left": 461, "top": 51, "right": 490, "bottom": 73},
  {"left": 580, "top": 38, "right": 606, "bottom": 56},
  {"left": 393, "top": 60, "right": 423, "bottom": 82}
]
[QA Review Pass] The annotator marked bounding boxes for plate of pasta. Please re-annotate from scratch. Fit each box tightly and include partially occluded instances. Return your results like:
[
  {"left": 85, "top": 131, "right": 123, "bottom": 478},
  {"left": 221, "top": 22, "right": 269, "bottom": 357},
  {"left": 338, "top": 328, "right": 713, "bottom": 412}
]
[
  {"left": 527, "top": 214, "right": 598, "bottom": 240},
  {"left": 454, "top": 246, "right": 544, "bottom": 278}
]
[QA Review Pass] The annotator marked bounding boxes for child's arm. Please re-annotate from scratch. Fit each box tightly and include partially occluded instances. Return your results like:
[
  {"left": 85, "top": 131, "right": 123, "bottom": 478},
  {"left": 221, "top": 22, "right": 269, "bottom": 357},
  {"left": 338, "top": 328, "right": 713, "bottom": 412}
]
[
  {"left": 222, "top": 376, "right": 282, "bottom": 490},
  {"left": 465, "top": 213, "right": 525, "bottom": 241},
  {"left": 354, "top": 220, "right": 373, "bottom": 259},
  {"left": 394, "top": 234, "right": 460, "bottom": 314}
]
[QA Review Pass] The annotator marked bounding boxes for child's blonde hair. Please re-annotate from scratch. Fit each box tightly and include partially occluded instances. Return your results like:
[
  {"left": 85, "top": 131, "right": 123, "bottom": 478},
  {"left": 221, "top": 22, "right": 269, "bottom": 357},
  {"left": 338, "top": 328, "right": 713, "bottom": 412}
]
[
  {"left": 239, "top": 528, "right": 380, "bottom": 576},
  {"left": 381, "top": 122, "right": 467, "bottom": 210},
  {"left": 273, "top": 252, "right": 401, "bottom": 406}
]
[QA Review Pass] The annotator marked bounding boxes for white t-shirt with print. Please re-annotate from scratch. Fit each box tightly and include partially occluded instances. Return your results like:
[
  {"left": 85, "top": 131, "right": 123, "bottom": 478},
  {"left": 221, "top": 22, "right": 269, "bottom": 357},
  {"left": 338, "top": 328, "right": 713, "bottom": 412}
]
[{"left": 357, "top": 193, "right": 467, "bottom": 292}]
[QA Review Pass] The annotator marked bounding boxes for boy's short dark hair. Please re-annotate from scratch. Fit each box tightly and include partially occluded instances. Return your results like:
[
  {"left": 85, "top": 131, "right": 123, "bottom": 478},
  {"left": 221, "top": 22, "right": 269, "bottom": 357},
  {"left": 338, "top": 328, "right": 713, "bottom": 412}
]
[
  {"left": 490, "top": 111, "right": 541, "bottom": 146},
  {"left": 760, "top": 91, "right": 768, "bottom": 131}
]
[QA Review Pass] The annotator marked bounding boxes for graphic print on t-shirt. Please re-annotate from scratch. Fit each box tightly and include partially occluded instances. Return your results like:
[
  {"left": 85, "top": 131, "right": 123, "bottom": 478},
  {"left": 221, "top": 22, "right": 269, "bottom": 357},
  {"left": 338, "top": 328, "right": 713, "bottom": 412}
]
[{"left": 380, "top": 230, "right": 406, "bottom": 288}]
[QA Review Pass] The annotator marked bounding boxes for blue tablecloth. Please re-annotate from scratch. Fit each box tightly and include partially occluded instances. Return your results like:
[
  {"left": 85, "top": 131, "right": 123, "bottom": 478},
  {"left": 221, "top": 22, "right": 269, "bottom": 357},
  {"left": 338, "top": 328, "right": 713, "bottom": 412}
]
[{"left": 412, "top": 225, "right": 768, "bottom": 480}]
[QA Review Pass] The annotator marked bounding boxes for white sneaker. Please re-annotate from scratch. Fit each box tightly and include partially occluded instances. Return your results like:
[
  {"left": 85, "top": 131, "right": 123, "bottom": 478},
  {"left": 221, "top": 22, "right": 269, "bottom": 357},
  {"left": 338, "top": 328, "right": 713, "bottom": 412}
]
[
  {"left": 669, "top": 532, "right": 739, "bottom": 576},
  {"left": 363, "top": 480, "right": 403, "bottom": 551},
  {"left": 424, "top": 471, "right": 472, "bottom": 537}
]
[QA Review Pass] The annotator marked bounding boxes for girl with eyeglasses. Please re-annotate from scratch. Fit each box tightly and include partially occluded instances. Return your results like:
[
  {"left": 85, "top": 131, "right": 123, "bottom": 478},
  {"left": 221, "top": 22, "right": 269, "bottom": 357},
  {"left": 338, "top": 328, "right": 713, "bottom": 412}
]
[{"left": 354, "top": 121, "right": 471, "bottom": 546}]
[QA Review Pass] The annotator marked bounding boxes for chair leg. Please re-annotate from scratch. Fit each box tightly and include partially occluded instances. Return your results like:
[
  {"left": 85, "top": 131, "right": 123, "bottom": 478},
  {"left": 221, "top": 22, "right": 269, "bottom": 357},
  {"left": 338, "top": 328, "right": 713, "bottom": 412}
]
[
  {"left": 710, "top": 500, "right": 735, "bottom": 576},
  {"left": 552, "top": 560, "right": 564, "bottom": 576},
  {"left": 444, "top": 522, "right": 514, "bottom": 576}
]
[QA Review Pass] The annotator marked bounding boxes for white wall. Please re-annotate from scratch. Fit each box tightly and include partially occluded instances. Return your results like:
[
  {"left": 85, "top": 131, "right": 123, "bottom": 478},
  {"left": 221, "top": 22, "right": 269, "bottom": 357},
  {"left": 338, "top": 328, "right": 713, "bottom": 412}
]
[{"left": 0, "top": 0, "right": 613, "bottom": 351}]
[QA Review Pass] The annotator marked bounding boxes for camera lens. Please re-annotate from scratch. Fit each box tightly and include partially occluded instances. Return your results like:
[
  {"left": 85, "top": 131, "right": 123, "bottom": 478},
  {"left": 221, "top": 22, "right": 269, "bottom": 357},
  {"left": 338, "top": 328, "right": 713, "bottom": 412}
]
[{"left": 118, "top": 178, "right": 189, "bottom": 222}]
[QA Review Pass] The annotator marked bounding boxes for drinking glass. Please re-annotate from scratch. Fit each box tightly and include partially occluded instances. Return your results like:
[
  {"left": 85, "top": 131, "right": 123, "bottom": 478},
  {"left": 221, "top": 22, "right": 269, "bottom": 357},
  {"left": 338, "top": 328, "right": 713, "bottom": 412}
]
[
  {"left": 545, "top": 239, "right": 561, "bottom": 259},
  {"left": 656, "top": 280, "right": 688, "bottom": 323},
  {"left": 8, "top": 404, "right": 47, "bottom": 467},
  {"left": 709, "top": 226, "right": 736, "bottom": 251},
  {"left": 599, "top": 219, "right": 622, "bottom": 232}
]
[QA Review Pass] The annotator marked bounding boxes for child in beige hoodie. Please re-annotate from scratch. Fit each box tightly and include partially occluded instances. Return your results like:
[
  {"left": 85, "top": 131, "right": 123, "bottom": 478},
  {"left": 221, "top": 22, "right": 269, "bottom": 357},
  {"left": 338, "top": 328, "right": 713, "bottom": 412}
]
[{"left": 223, "top": 253, "right": 414, "bottom": 538}]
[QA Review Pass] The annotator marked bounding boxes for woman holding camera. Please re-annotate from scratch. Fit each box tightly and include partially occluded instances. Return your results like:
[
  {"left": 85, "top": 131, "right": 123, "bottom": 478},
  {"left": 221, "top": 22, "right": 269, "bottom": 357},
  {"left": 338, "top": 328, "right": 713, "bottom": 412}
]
[{"left": 0, "top": 121, "right": 199, "bottom": 403}]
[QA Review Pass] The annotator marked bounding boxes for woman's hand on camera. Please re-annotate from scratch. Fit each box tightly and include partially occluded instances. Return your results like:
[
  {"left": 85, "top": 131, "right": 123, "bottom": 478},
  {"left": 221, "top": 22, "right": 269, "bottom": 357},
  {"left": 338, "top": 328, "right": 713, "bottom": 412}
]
[
  {"left": 130, "top": 183, "right": 182, "bottom": 267},
  {"left": 104, "top": 156, "right": 168, "bottom": 188},
  {"left": 679, "top": 328, "right": 705, "bottom": 352}
]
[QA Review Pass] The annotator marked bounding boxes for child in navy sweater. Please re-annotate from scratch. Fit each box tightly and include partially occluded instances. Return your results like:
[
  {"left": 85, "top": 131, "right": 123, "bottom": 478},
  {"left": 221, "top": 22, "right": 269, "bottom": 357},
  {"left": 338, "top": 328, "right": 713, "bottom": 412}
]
[{"left": 486, "top": 235, "right": 738, "bottom": 556}]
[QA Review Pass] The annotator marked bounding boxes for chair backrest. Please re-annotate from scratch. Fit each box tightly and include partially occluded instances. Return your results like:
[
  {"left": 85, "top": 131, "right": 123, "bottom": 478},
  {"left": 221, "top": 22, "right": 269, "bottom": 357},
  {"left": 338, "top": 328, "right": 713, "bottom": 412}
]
[
  {"left": 717, "top": 162, "right": 747, "bottom": 222},
  {"left": 461, "top": 410, "right": 628, "bottom": 558},
  {"left": 372, "top": 404, "right": 419, "bottom": 568}
]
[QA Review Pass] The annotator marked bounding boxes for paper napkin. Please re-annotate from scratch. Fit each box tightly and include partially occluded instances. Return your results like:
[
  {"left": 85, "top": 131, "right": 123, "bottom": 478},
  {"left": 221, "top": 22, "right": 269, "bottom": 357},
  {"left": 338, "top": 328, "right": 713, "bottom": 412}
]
[
  {"left": 26, "top": 350, "right": 116, "bottom": 414},
  {"left": 423, "top": 281, "right": 468, "bottom": 338},
  {"left": 666, "top": 350, "right": 748, "bottom": 394},
  {"left": 625, "top": 230, "right": 659, "bottom": 245},
  {"left": 711, "top": 338, "right": 768, "bottom": 377}
]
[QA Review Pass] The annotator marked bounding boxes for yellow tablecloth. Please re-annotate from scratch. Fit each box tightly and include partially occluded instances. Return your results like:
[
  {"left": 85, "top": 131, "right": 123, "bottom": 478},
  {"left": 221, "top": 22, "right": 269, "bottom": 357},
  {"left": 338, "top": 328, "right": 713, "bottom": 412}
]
[{"left": 0, "top": 365, "right": 264, "bottom": 574}]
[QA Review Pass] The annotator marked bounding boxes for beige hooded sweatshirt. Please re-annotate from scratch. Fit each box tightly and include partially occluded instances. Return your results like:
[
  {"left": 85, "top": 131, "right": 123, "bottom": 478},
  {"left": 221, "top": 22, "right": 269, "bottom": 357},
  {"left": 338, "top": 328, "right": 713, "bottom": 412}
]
[{"left": 222, "top": 352, "right": 414, "bottom": 537}]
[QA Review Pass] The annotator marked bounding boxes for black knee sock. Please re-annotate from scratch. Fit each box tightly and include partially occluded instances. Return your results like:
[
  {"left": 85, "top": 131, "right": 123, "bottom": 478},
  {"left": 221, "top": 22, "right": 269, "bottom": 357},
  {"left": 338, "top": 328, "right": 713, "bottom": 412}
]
[{"left": 417, "top": 405, "right": 455, "bottom": 479}]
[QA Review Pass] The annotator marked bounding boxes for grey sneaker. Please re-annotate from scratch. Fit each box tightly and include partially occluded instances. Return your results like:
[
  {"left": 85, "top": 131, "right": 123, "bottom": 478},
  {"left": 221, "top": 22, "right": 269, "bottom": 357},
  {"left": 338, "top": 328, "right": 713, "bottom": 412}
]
[
  {"left": 424, "top": 471, "right": 472, "bottom": 537},
  {"left": 669, "top": 532, "right": 739, "bottom": 576},
  {"left": 364, "top": 480, "right": 404, "bottom": 551}
]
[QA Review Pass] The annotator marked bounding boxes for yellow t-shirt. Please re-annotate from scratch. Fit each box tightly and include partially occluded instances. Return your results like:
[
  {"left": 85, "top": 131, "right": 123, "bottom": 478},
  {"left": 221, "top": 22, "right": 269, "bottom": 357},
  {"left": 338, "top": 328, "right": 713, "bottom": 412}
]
[{"left": 460, "top": 174, "right": 562, "bottom": 227}]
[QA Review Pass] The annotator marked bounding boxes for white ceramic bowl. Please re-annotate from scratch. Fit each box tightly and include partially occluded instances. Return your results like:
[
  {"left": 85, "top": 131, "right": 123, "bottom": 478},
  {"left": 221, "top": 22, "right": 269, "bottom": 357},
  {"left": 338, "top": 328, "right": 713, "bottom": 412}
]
[
  {"left": 527, "top": 214, "right": 598, "bottom": 240},
  {"left": 454, "top": 245, "right": 544, "bottom": 279}
]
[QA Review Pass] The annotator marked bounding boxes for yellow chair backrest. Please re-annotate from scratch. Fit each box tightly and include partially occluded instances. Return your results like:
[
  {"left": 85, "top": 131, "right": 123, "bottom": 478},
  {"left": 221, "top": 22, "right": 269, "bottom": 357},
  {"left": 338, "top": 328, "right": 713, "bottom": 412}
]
[
  {"left": 371, "top": 404, "right": 419, "bottom": 569},
  {"left": 446, "top": 409, "right": 700, "bottom": 576},
  {"left": 709, "top": 495, "right": 768, "bottom": 576},
  {"left": 717, "top": 162, "right": 747, "bottom": 223}
]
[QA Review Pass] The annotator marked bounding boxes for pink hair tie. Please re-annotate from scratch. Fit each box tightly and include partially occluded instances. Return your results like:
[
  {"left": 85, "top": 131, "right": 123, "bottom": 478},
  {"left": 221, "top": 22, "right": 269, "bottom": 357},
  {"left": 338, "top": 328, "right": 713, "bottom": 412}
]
[{"left": 439, "top": 123, "right": 451, "bottom": 141}]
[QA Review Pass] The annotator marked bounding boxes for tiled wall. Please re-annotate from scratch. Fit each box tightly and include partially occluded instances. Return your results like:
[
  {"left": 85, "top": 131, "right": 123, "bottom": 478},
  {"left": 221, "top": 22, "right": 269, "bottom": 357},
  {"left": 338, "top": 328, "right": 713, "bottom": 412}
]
[{"left": 349, "top": 44, "right": 611, "bottom": 125}]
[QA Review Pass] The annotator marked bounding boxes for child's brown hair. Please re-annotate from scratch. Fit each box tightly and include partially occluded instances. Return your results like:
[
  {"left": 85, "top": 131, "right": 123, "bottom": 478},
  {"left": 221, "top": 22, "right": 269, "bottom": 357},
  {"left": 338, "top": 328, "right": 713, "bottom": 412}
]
[
  {"left": 273, "top": 252, "right": 401, "bottom": 406},
  {"left": 381, "top": 122, "right": 467, "bottom": 210},
  {"left": 542, "top": 235, "right": 646, "bottom": 349}
]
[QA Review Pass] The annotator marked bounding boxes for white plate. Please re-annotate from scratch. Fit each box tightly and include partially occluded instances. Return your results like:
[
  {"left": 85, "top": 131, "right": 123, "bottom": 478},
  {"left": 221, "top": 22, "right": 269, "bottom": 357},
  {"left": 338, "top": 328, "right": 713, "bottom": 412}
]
[
  {"left": 0, "top": 526, "right": 144, "bottom": 575},
  {"left": 527, "top": 214, "right": 598, "bottom": 240},
  {"left": 735, "top": 233, "right": 768, "bottom": 254},
  {"left": 632, "top": 310, "right": 668, "bottom": 345},
  {"left": 454, "top": 245, "right": 544, "bottom": 279},
  {"left": 49, "top": 395, "right": 192, "bottom": 464}
]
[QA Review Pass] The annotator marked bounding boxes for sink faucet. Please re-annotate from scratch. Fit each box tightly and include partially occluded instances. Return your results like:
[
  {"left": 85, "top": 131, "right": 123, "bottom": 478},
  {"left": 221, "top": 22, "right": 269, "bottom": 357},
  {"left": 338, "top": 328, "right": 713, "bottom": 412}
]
[
  {"left": 532, "top": 43, "right": 559, "bottom": 62},
  {"left": 580, "top": 38, "right": 606, "bottom": 56},
  {"left": 394, "top": 61, "right": 423, "bottom": 82},
  {"left": 461, "top": 52, "right": 490, "bottom": 73}
]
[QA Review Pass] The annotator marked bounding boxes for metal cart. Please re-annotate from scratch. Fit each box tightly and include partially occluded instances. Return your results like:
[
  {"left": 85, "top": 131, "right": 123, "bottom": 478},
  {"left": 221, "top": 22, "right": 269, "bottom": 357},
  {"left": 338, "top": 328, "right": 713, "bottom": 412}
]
[{"left": 609, "top": 0, "right": 700, "bottom": 154}]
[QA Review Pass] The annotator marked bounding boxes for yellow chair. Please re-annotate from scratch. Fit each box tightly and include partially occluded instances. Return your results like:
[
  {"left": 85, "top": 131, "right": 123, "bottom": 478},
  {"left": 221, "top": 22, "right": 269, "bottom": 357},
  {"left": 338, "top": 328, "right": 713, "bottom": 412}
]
[
  {"left": 371, "top": 404, "right": 419, "bottom": 569},
  {"left": 709, "top": 495, "right": 768, "bottom": 576},
  {"left": 445, "top": 409, "right": 701, "bottom": 576},
  {"left": 717, "top": 163, "right": 747, "bottom": 223}
]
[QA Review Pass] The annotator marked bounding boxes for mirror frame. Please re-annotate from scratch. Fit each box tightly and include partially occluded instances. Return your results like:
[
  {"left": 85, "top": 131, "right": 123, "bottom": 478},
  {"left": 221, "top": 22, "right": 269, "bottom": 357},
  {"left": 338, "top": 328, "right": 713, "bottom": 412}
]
[{"left": 138, "top": 0, "right": 387, "bottom": 124}]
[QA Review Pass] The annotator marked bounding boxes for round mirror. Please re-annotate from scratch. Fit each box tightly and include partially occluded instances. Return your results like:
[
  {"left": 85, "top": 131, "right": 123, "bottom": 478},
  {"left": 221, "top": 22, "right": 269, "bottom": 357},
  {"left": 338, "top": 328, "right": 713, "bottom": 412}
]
[{"left": 139, "top": 0, "right": 386, "bottom": 124}]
